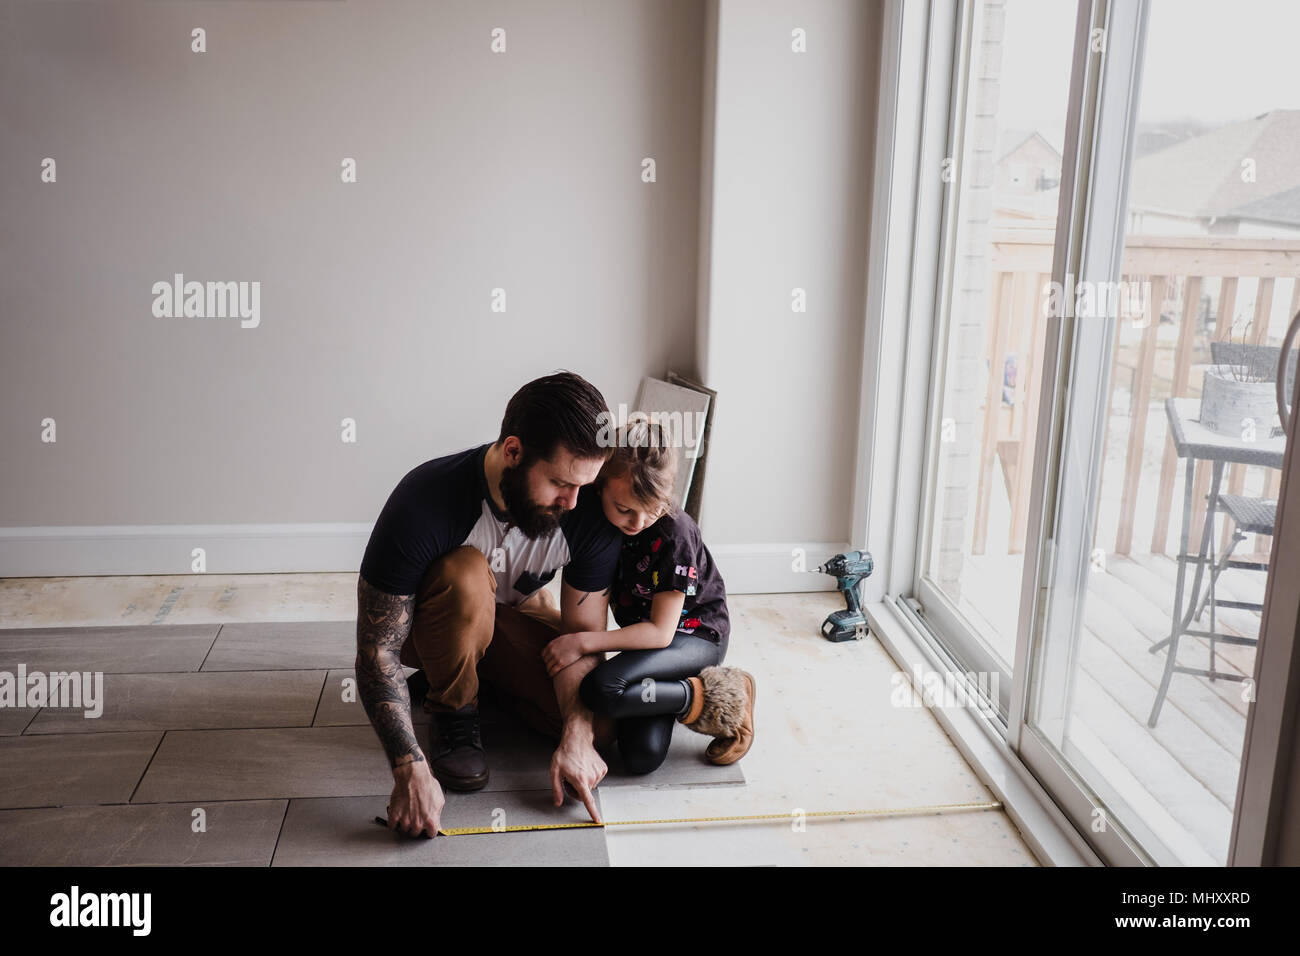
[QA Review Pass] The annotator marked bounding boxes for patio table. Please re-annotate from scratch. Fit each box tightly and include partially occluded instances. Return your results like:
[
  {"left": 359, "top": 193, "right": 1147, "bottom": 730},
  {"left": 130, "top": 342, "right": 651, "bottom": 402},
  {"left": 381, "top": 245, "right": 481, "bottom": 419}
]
[{"left": 1147, "top": 397, "right": 1285, "bottom": 726}]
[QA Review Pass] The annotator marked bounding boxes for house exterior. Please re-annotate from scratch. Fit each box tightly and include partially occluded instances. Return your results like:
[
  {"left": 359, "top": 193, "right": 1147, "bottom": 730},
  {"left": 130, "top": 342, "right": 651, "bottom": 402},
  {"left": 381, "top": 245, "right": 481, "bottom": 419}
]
[{"left": 1128, "top": 109, "right": 1300, "bottom": 238}]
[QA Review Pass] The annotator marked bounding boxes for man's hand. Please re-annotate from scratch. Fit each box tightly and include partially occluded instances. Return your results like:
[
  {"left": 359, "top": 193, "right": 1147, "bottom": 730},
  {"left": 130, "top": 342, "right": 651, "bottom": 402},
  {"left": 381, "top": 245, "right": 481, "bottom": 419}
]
[
  {"left": 387, "top": 762, "right": 446, "bottom": 838},
  {"left": 550, "top": 728, "right": 606, "bottom": 823},
  {"left": 541, "top": 632, "right": 588, "bottom": 677},
  {"left": 549, "top": 580, "right": 612, "bottom": 823}
]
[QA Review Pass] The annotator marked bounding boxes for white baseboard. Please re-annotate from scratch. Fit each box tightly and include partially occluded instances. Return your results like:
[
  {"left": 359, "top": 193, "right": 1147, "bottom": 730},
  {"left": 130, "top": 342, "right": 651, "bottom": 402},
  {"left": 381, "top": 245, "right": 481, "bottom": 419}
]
[
  {"left": 708, "top": 542, "right": 849, "bottom": 594},
  {"left": 0, "top": 525, "right": 848, "bottom": 595}
]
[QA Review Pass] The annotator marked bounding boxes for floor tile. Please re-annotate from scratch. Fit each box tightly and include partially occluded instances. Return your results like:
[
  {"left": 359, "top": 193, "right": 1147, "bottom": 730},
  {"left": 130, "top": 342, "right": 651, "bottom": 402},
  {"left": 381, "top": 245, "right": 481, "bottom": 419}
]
[
  {"left": 132, "top": 725, "right": 393, "bottom": 803},
  {"left": 0, "top": 800, "right": 287, "bottom": 865},
  {"left": 130, "top": 715, "right": 740, "bottom": 809},
  {"left": 0, "top": 624, "right": 218, "bottom": 673},
  {"left": 200, "top": 621, "right": 355, "bottom": 671},
  {"left": 0, "top": 707, "right": 39, "bottom": 736},
  {"left": 603, "top": 720, "right": 747, "bottom": 789},
  {"left": 0, "top": 731, "right": 162, "bottom": 809},
  {"left": 479, "top": 714, "right": 745, "bottom": 792},
  {"left": 313, "top": 670, "right": 556, "bottom": 729},
  {"left": 25, "top": 670, "right": 327, "bottom": 734},
  {"left": 271, "top": 790, "right": 608, "bottom": 866},
  {"left": 313, "top": 668, "right": 431, "bottom": 727}
]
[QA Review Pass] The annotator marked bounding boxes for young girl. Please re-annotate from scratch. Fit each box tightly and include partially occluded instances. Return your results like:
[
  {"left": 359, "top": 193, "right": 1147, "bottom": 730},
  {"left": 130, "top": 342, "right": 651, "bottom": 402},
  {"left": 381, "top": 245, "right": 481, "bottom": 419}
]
[{"left": 541, "top": 422, "right": 756, "bottom": 775}]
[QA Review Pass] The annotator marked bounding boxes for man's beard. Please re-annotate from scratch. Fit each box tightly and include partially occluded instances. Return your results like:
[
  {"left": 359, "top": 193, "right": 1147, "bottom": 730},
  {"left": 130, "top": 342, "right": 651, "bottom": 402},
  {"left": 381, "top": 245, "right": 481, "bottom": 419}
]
[{"left": 498, "top": 460, "right": 564, "bottom": 539}]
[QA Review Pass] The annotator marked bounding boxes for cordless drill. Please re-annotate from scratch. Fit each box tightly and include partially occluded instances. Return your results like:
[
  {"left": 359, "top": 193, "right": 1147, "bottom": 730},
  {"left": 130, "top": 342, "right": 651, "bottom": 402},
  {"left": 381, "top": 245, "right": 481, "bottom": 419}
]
[{"left": 814, "top": 550, "right": 874, "bottom": 642}]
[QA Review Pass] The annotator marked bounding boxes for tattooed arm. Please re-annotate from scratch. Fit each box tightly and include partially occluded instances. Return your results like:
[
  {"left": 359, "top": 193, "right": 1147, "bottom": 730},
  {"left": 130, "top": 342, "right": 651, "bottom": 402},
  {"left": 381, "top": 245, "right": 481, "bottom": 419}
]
[{"left": 355, "top": 575, "right": 443, "bottom": 837}]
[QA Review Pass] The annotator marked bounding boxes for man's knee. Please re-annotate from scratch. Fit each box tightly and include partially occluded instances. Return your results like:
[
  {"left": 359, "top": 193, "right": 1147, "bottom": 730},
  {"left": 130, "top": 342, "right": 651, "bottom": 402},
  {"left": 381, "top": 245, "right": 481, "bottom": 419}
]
[
  {"left": 416, "top": 547, "right": 496, "bottom": 635},
  {"left": 422, "top": 546, "right": 493, "bottom": 596}
]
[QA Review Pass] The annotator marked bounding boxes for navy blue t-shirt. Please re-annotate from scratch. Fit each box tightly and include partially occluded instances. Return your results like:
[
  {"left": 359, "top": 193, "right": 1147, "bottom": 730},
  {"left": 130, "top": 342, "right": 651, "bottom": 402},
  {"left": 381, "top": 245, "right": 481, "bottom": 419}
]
[
  {"left": 611, "top": 509, "right": 729, "bottom": 645},
  {"left": 359, "top": 443, "right": 621, "bottom": 603}
]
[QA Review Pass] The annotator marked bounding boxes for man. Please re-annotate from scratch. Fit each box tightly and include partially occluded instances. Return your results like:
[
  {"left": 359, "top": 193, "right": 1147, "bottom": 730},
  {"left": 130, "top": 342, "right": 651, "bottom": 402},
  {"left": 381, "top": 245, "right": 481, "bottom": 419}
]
[{"left": 355, "top": 371, "right": 622, "bottom": 839}]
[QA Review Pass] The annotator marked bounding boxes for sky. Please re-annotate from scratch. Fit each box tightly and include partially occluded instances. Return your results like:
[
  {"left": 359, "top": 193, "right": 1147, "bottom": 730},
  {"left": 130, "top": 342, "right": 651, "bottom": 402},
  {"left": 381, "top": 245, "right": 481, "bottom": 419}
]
[{"left": 996, "top": 0, "right": 1300, "bottom": 144}]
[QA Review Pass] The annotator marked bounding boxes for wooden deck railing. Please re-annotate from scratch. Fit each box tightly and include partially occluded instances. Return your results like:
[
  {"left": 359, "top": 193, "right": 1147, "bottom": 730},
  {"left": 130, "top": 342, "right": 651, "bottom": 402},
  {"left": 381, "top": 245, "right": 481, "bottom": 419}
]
[{"left": 979, "top": 232, "right": 1300, "bottom": 560}]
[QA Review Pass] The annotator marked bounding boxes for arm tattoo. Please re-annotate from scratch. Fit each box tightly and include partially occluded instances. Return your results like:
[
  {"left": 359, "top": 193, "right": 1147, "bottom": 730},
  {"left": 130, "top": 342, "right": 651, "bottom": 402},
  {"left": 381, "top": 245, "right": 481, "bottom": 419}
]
[
  {"left": 575, "top": 586, "right": 609, "bottom": 607},
  {"left": 355, "top": 576, "right": 423, "bottom": 769}
]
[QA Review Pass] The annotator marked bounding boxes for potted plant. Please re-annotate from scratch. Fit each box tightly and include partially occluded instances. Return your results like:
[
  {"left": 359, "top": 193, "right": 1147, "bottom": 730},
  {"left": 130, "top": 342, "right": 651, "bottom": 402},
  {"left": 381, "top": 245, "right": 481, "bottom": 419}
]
[{"left": 1200, "top": 320, "right": 1277, "bottom": 438}]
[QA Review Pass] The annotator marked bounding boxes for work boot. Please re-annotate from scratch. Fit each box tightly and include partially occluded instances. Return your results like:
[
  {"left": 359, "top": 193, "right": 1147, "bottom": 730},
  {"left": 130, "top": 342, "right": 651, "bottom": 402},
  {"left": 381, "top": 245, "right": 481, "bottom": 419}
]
[
  {"left": 428, "top": 703, "right": 489, "bottom": 791},
  {"left": 679, "top": 666, "right": 757, "bottom": 766},
  {"left": 407, "top": 670, "right": 431, "bottom": 713}
]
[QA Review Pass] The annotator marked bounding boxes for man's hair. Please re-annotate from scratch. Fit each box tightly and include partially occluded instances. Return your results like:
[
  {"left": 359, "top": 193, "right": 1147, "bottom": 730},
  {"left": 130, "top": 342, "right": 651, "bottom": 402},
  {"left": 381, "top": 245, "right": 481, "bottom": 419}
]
[
  {"left": 595, "top": 421, "right": 680, "bottom": 518},
  {"left": 498, "top": 370, "right": 612, "bottom": 466}
]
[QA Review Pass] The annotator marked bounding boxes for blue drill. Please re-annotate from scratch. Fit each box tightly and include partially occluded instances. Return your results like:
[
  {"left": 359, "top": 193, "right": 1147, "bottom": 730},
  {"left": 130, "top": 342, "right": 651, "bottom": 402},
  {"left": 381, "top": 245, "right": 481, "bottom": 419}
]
[{"left": 814, "top": 550, "right": 874, "bottom": 642}]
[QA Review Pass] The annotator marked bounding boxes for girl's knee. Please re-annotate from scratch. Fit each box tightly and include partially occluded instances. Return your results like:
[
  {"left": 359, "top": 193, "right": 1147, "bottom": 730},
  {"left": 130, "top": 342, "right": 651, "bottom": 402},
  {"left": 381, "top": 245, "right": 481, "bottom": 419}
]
[
  {"left": 579, "top": 666, "right": 624, "bottom": 715},
  {"left": 617, "top": 716, "right": 674, "bottom": 775},
  {"left": 620, "top": 743, "right": 670, "bottom": 775}
]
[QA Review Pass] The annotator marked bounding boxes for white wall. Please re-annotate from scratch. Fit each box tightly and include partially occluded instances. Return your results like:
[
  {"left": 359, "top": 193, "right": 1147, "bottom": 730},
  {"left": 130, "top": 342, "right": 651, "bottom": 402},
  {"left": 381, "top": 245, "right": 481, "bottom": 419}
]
[
  {"left": 0, "top": 0, "right": 704, "bottom": 574},
  {"left": 695, "top": 0, "right": 881, "bottom": 591}
]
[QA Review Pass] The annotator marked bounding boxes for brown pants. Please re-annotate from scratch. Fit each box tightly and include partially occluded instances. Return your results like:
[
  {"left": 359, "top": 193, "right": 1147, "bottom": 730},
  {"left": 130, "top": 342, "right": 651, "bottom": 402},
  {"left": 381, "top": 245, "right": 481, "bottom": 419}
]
[{"left": 398, "top": 545, "right": 611, "bottom": 744}]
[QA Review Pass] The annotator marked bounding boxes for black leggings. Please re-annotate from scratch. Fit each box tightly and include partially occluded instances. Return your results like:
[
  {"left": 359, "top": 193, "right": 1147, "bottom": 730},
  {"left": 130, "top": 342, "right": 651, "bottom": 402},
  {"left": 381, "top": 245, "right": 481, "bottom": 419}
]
[{"left": 579, "top": 632, "right": 726, "bottom": 775}]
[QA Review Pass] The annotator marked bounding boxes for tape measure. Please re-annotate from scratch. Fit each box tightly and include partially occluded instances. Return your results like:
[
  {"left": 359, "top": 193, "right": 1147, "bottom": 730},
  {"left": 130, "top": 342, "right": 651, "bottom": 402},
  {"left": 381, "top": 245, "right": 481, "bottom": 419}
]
[{"left": 374, "top": 798, "right": 1001, "bottom": 837}]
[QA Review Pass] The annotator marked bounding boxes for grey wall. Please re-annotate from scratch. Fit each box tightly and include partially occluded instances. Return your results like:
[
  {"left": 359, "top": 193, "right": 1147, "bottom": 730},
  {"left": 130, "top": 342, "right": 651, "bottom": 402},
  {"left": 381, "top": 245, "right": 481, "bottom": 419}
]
[
  {"left": 0, "top": 0, "right": 883, "bottom": 594},
  {"left": 0, "top": 0, "right": 703, "bottom": 524},
  {"left": 695, "top": 0, "right": 881, "bottom": 588}
]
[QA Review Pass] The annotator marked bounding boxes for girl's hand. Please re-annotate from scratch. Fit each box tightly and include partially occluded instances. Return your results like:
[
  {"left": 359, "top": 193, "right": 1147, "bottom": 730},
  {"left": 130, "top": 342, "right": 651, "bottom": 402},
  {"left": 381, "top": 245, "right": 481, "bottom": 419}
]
[{"left": 542, "top": 632, "right": 588, "bottom": 677}]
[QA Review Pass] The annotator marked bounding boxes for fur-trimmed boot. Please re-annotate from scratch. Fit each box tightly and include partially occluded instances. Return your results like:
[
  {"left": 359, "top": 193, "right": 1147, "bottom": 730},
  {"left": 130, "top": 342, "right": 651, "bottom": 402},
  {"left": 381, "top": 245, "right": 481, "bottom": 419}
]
[{"left": 678, "top": 666, "right": 757, "bottom": 765}]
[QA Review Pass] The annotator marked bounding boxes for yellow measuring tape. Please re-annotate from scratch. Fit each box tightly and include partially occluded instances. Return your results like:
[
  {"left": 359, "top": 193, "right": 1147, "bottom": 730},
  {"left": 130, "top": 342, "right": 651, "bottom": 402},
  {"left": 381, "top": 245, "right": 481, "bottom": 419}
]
[{"left": 377, "top": 799, "right": 1001, "bottom": 836}]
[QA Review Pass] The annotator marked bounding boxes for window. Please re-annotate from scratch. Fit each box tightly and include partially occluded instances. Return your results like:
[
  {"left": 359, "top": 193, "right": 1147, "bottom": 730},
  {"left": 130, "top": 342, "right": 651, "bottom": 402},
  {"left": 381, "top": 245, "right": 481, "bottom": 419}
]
[{"left": 887, "top": 0, "right": 1300, "bottom": 865}]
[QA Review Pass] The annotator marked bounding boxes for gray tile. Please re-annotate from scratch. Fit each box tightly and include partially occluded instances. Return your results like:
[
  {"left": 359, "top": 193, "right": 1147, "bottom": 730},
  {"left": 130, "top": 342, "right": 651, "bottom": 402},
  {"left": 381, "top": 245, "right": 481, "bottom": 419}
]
[
  {"left": 0, "top": 732, "right": 162, "bottom": 809},
  {"left": 313, "top": 668, "right": 431, "bottom": 727},
  {"left": 132, "top": 726, "right": 393, "bottom": 803},
  {"left": 607, "top": 720, "right": 748, "bottom": 790},
  {"left": 313, "top": 669, "right": 524, "bottom": 728},
  {"left": 271, "top": 791, "right": 608, "bottom": 866},
  {"left": 201, "top": 621, "right": 355, "bottom": 671},
  {"left": 25, "top": 670, "right": 327, "bottom": 734},
  {"left": 133, "top": 709, "right": 741, "bottom": 807},
  {"left": 0, "top": 707, "right": 39, "bottom": 736},
  {"left": 361, "top": 678, "right": 745, "bottom": 790},
  {"left": 0, "top": 800, "right": 287, "bottom": 865},
  {"left": 477, "top": 715, "right": 746, "bottom": 792},
  {"left": 0, "top": 624, "right": 219, "bottom": 673}
]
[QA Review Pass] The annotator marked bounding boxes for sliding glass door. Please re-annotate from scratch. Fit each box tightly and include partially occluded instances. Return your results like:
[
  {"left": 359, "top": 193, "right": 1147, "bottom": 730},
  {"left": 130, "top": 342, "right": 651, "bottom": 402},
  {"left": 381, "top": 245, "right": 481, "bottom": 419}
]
[
  {"left": 909, "top": 0, "right": 1299, "bottom": 864},
  {"left": 1021, "top": 0, "right": 1300, "bottom": 866}
]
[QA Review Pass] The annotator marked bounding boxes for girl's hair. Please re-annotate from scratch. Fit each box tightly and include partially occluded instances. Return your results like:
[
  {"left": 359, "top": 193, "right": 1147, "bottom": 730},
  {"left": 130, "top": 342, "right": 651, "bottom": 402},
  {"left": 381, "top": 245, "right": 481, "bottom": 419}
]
[{"left": 596, "top": 420, "right": 680, "bottom": 518}]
